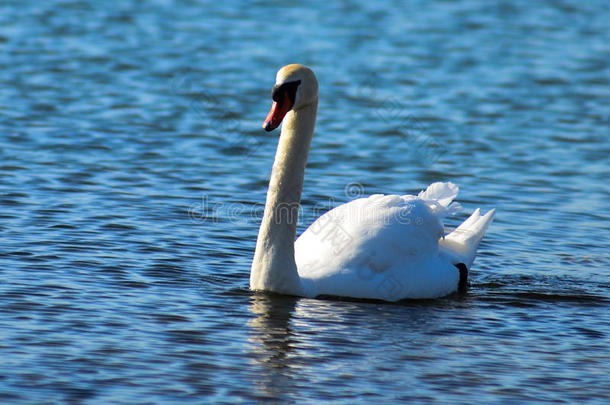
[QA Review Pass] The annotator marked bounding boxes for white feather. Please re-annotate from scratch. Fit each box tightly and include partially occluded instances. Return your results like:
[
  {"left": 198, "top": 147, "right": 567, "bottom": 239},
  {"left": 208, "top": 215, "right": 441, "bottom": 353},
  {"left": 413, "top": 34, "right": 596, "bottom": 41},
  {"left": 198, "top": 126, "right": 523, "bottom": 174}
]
[{"left": 294, "top": 182, "right": 494, "bottom": 301}]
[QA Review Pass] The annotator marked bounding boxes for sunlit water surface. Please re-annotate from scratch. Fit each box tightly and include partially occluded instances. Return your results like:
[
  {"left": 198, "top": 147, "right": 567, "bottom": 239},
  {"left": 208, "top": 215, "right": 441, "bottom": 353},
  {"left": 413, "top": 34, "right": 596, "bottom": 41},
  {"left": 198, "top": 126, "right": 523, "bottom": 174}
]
[{"left": 1, "top": 0, "right": 609, "bottom": 403}]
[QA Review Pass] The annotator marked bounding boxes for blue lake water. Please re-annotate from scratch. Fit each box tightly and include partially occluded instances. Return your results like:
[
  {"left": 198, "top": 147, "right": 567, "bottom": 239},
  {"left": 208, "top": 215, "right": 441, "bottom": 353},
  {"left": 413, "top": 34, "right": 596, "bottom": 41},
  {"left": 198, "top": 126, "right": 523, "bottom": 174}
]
[{"left": 1, "top": 0, "right": 609, "bottom": 403}]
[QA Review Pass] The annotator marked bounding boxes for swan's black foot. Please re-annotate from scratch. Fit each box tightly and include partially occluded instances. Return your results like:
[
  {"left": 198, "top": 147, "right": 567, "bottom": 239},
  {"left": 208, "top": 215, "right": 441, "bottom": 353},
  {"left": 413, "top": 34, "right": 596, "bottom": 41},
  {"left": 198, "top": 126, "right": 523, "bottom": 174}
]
[{"left": 455, "top": 263, "right": 468, "bottom": 293}]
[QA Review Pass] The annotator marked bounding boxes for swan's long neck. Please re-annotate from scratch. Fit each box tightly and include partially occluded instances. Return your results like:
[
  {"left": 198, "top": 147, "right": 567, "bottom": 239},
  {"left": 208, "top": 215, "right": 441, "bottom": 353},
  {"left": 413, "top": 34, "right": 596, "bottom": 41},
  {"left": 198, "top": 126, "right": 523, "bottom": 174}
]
[{"left": 250, "top": 100, "right": 317, "bottom": 295}]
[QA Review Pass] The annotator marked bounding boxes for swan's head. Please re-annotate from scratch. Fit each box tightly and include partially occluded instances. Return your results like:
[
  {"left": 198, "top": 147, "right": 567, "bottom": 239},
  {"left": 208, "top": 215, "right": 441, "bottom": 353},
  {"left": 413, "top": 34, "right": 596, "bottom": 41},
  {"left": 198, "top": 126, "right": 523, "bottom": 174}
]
[{"left": 263, "top": 64, "right": 318, "bottom": 132}]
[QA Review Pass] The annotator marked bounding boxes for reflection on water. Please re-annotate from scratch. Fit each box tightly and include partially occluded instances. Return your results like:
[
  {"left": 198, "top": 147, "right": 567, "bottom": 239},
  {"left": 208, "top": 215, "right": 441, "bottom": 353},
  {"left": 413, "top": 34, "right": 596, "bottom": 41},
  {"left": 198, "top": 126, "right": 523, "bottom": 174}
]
[
  {"left": 247, "top": 287, "right": 610, "bottom": 402},
  {"left": 248, "top": 294, "right": 298, "bottom": 401}
]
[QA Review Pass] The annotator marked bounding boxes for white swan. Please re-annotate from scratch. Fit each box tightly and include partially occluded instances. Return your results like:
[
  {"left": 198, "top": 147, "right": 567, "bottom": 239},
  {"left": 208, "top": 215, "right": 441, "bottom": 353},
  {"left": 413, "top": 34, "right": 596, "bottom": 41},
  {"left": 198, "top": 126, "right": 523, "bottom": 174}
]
[{"left": 250, "top": 64, "right": 495, "bottom": 301}]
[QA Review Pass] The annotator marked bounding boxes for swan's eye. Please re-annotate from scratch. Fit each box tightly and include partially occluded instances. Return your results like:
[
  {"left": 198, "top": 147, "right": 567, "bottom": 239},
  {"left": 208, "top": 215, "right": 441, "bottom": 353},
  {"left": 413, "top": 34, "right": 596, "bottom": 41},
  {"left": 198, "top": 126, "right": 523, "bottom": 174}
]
[{"left": 271, "top": 80, "right": 301, "bottom": 107}]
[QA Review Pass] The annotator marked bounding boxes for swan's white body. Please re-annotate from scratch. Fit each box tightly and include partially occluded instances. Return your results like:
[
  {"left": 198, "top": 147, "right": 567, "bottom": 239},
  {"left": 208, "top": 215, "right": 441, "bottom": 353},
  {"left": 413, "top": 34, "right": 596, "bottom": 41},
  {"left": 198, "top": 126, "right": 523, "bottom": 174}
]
[
  {"left": 296, "top": 184, "right": 494, "bottom": 300},
  {"left": 250, "top": 64, "right": 495, "bottom": 301}
]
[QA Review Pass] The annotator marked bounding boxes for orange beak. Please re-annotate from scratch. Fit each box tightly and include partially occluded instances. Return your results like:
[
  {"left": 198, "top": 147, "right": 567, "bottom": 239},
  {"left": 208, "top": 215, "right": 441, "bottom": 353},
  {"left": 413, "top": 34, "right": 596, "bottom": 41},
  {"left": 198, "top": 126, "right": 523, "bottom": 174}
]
[{"left": 262, "top": 91, "right": 293, "bottom": 132}]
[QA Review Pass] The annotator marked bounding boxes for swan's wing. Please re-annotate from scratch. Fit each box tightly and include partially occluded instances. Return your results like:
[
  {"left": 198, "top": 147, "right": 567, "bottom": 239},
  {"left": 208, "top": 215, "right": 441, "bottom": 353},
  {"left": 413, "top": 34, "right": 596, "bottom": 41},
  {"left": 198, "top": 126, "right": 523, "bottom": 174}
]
[
  {"left": 295, "top": 183, "right": 461, "bottom": 300},
  {"left": 417, "top": 181, "right": 462, "bottom": 215}
]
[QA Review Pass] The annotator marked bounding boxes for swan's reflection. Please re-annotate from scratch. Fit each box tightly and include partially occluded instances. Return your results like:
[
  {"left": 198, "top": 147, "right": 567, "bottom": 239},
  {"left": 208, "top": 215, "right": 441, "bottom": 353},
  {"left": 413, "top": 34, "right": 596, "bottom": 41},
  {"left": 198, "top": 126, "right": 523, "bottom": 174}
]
[
  {"left": 247, "top": 292, "right": 465, "bottom": 400},
  {"left": 247, "top": 293, "right": 298, "bottom": 400},
  {"left": 247, "top": 294, "right": 353, "bottom": 400}
]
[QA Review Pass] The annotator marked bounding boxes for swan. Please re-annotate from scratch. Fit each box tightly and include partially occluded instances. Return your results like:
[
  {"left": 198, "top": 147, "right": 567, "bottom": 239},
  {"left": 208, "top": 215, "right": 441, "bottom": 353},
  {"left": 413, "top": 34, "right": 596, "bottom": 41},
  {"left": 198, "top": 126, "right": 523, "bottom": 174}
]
[{"left": 250, "top": 64, "right": 495, "bottom": 301}]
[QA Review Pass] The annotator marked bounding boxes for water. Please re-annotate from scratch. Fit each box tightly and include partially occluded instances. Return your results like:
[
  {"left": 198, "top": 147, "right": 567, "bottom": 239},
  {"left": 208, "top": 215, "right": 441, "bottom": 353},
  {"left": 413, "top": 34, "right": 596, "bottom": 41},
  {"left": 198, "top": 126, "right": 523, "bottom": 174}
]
[{"left": 1, "top": 0, "right": 609, "bottom": 403}]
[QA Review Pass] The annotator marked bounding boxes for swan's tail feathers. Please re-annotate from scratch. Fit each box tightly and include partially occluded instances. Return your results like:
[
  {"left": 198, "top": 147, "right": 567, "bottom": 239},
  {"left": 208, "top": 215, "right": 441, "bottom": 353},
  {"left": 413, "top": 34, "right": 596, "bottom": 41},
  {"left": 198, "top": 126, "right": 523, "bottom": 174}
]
[
  {"left": 441, "top": 208, "right": 495, "bottom": 268},
  {"left": 418, "top": 182, "right": 462, "bottom": 215}
]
